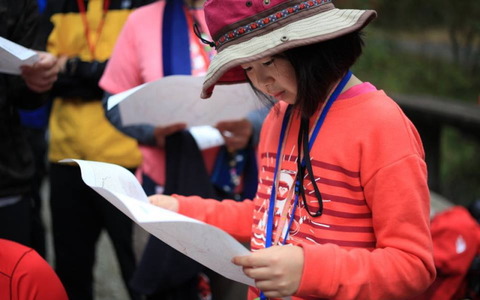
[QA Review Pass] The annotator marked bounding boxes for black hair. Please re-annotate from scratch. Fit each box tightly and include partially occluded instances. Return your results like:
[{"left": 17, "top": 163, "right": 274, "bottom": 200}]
[
  {"left": 285, "top": 30, "right": 364, "bottom": 118},
  {"left": 247, "top": 31, "right": 365, "bottom": 119}
]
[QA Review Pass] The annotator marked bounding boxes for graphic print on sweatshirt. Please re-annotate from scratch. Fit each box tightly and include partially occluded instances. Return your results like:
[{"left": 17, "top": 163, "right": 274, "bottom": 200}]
[{"left": 251, "top": 105, "right": 377, "bottom": 252}]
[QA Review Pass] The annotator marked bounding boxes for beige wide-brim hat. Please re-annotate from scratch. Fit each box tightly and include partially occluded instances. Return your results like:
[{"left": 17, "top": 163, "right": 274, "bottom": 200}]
[{"left": 200, "top": 0, "right": 377, "bottom": 98}]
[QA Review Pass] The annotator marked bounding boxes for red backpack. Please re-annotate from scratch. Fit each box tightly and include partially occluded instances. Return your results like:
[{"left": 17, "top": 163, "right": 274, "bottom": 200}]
[{"left": 413, "top": 206, "right": 480, "bottom": 300}]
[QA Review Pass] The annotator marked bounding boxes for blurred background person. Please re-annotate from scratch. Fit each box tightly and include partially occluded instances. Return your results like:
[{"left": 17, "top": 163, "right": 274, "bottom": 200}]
[
  {"left": 0, "top": 0, "right": 59, "bottom": 255},
  {"left": 16, "top": 0, "right": 55, "bottom": 259},
  {"left": 41, "top": 0, "right": 152, "bottom": 298}
]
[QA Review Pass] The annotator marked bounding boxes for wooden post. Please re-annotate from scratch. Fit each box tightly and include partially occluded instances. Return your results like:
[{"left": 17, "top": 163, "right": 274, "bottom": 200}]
[{"left": 414, "top": 117, "right": 442, "bottom": 192}]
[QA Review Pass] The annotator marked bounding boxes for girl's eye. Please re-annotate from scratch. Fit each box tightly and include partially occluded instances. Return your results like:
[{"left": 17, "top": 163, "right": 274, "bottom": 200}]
[
  {"left": 263, "top": 59, "right": 274, "bottom": 66},
  {"left": 242, "top": 66, "right": 252, "bottom": 72}
]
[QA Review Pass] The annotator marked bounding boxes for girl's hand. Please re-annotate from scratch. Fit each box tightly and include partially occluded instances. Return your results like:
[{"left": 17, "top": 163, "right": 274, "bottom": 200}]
[
  {"left": 148, "top": 194, "right": 179, "bottom": 212},
  {"left": 232, "top": 245, "right": 304, "bottom": 298}
]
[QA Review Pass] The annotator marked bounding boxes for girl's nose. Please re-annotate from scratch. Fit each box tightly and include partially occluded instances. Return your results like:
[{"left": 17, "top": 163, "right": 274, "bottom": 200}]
[{"left": 256, "top": 70, "right": 274, "bottom": 88}]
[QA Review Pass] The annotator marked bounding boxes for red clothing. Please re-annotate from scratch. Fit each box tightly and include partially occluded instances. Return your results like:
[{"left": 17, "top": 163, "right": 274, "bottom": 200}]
[
  {"left": 176, "top": 88, "right": 436, "bottom": 299},
  {"left": 414, "top": 206, "right": 480, "bottom": 300},
  {"left": 0, "top": 239, "right": 68, "bottom": 300}
]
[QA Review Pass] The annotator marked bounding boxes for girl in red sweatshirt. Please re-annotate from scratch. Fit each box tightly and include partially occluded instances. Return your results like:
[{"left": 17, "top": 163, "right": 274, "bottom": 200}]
[{"left": 150, "top": 0, "right": 436, "bottom": 299}]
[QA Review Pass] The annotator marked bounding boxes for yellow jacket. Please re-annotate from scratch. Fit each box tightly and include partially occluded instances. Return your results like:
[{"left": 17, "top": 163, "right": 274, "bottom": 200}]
[{"left": 47, "top": 0, "right": 144, "bottom": 168}]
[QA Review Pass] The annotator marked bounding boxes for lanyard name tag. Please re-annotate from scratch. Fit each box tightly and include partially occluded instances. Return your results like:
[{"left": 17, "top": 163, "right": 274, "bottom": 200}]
[{"left": 259, "top": 71, "right": 352, "bottom": 300}]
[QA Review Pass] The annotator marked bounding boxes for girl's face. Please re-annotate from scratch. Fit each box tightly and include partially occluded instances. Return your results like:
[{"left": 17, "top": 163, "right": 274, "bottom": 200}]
[{"left": 241, "top": 56, "right": 297, "bottom": 104}]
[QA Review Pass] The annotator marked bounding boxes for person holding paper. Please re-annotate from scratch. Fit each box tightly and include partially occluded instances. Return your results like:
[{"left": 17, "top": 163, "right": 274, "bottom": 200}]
[
  {"left": 0, "top": 0, "right": 60, "bottom": 253},
  {"left": 99, "top": 0, "right": 268, "bottom": 299},
  {"left": 20, "top": 52, "right": 60, "bottom": 92},
  {"left": 147, "top": 0, "right": 437, "bottom": 299},
  {"left": 42, "top": 0, "right": 151, "bottom": 299}
]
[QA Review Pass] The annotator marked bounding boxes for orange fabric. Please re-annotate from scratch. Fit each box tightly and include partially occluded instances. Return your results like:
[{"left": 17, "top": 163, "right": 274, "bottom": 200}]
[
  {"left": 0, "top": 239, "right": 68, "bottom": 300},
  {"left": 177, "top": 90, "right": 435, "bottom": 299}
]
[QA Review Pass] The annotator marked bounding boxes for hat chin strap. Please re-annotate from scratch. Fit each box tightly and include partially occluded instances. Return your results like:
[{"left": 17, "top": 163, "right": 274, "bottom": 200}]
[{"left": 193, "top": 23, "right": 216, "bottom": 49}]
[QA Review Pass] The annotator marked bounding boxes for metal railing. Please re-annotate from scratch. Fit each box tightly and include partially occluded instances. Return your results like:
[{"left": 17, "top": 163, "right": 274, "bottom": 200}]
[{"left": 393, "top": 94, "right": 480, "bottom": 194}]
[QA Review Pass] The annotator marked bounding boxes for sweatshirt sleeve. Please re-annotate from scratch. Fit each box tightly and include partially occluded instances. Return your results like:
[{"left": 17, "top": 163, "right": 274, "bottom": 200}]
[
  {"left": 13, "top": 249, "right": 68, "bottom": 300},
  {"left": 176, "top": 195, "right": 254, "bottom": 243},
  {"left": 295, "top": 96, "right": 436, "bottom": 299}
]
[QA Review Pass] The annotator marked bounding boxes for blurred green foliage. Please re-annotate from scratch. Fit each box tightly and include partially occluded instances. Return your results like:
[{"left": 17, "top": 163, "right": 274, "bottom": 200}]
[
  {"left": 335, "top": 0, "right": 480, "bottom": 205},
  {"left": 441, "top": 127, "right": 479, "bottom": 206},
  {"left": 338, "top": 0, "right": 480, "bottom": 73},
  {"left": 353, "top": 29, "right": 479, "bottom": 103}
]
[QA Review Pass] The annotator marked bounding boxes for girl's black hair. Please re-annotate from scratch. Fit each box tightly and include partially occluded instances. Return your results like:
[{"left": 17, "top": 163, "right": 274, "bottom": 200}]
[
  {"left": 247, "top": 31, "right": 365, "bottom": 119},
  {"left": 285, "top": 30, "right": 364, "bottom": 118}
]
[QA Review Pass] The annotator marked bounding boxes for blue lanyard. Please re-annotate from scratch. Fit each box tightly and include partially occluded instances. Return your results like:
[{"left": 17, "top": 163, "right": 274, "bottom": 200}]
[{"left": 260, "top": 71, "right": 352, "bottom": 300}]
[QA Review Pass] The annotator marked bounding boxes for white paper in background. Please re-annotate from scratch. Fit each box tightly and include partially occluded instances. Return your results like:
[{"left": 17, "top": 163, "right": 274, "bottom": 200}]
[
  {"left": 107, "top": 75, "right": 261, "bottom": 128},
  {"left": 107, "top": 83, "right": 146, "bottom": 109},
  {"left": 0, "top": 36, "right": 39, "bottom": 75},
  {"left": 189, "top": 125, "right": 225, "bottom": 150},
  {"left": 62, "top": 159, "right": 254, "bottom": 286}
]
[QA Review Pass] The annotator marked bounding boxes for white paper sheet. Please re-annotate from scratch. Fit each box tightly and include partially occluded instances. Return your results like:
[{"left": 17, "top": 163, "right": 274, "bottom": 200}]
[
  {"left": 107, "top": 75, "right": 261, "bottom": 128},
  {"left": 0, "top": 37, "right": 39, "bottom": 75},
  {"left": 189, "top": 125, "right": 225, "bottom": 150},
  {"left": 62, "top": 159, "right": 254, "bottom": 286}
]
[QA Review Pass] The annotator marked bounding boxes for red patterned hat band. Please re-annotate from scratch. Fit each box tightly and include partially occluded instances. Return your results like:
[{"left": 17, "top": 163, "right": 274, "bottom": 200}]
[
  {"left": 212, "top": 0, "right": 333, "bottom": 50},
  {"left": 200, "top": 0, "right": 377, "bottom": 98}
]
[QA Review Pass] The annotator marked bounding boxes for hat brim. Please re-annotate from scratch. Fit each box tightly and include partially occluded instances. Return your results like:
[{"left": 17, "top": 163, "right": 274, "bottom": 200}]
[{"left": 201, "top": 8, "right": 376, "bottom": 99}]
